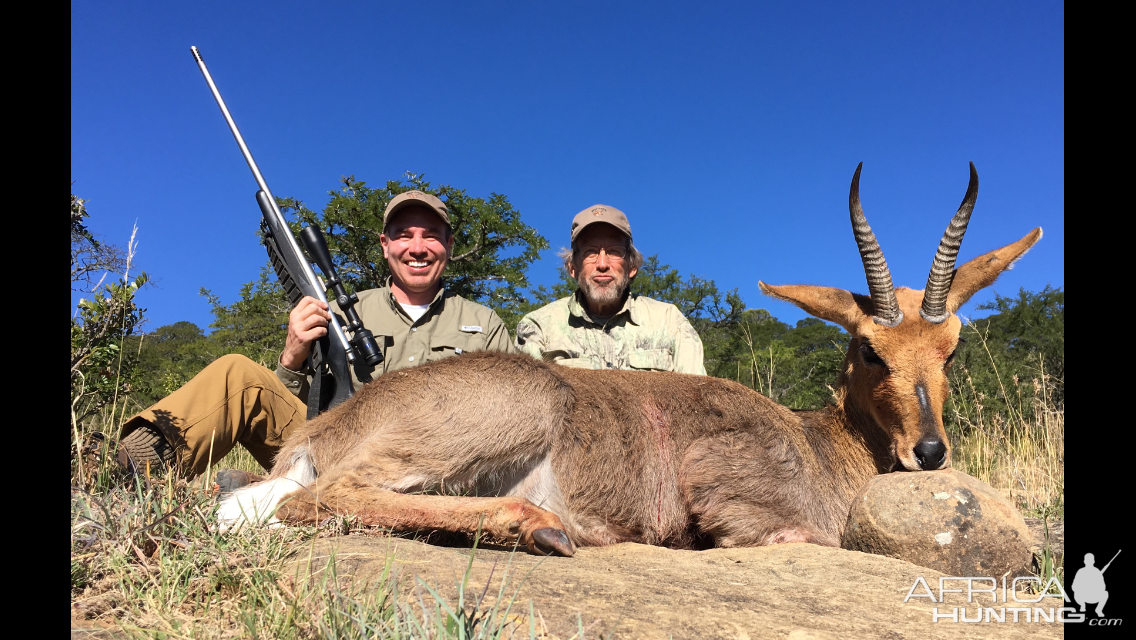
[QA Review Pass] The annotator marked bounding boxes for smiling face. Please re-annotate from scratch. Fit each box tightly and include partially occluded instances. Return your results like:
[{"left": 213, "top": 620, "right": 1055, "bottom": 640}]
[
  {"left": 380, "top": 206, "right": 453, "bottom": 305},
  {"left": 568, "top": 223, "right": 639, "bottom": 316}
]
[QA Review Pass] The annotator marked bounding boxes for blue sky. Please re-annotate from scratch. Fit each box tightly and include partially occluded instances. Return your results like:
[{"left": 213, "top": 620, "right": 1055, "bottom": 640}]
[{"left": 71, "top": 1, "right": 1063, "bottom": 331}]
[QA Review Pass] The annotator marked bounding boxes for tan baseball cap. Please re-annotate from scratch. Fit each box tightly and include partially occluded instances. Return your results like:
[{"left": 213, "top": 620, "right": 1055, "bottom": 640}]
[
  {"left": 570, "top": 204, "right": 632, "bottom": 242},
  {"left": 382, "top": 190, "right": 450, "bottom": 229}
]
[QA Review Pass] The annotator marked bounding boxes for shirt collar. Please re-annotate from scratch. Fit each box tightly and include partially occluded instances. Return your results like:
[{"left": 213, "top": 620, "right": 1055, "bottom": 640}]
[{"left": 384, "top": 277, "right": 447, "bottom": 321}]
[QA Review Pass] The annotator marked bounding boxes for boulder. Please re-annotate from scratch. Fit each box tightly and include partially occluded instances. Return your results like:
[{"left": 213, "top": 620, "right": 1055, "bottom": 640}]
[
  {"left": 290, "top": 535, "right": 1061, "bottom": 639},
  {"left": 841, "top": 469, "right": 1035, "bottom": 578}
]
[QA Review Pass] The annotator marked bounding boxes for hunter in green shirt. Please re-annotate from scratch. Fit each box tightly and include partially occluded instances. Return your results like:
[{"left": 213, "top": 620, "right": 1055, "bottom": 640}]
[{"left": 276, "top": 279, "right": 514, "bottom": 401}]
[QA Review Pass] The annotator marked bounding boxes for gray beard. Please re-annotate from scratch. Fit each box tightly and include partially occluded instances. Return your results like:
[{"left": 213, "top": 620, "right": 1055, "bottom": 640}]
[{"left": 578, "top": 274, "right": 629, "bottom": 312}]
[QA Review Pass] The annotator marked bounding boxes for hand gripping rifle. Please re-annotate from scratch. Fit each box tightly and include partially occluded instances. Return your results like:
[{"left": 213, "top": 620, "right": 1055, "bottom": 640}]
[{"left": 190, "top": 46, "right": 383, "bottom": 419}]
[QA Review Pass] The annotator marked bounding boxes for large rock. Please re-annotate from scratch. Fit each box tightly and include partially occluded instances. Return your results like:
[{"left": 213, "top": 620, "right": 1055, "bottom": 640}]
[
  {"left": 841, "top": 469, "right": 1035, "bottom": 578},
  {"left": 291, "top": 536, "right": 1061, "bottom": 639}
]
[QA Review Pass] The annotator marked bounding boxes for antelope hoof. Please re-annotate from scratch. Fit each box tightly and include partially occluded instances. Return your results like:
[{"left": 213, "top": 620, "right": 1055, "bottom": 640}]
[
  {"left": 530, "top": 527, "right": 576, "bottom": 557},
  {"left": 214, "top": 469, "right": 264, "bottom": 495}
]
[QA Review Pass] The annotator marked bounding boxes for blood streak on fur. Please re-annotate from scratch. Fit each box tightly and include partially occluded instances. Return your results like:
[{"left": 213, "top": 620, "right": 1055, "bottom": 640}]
[{"left": 643, "top": 399, "right": 672, "bottom": 538}]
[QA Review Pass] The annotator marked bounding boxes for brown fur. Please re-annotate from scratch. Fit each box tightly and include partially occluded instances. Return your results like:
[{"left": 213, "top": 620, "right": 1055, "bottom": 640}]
[{"left": 255, "top": 229, "right": 1041, "bottom": 556}]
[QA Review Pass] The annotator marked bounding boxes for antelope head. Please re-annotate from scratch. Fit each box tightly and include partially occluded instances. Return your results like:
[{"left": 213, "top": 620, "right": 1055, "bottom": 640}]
[{"left": 760, "top": 163, "right": 1042, "bottom": 472}]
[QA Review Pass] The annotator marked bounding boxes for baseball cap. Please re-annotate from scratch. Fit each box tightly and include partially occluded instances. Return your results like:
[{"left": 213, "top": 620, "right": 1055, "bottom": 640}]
[
  {"left": 570, "top": 204, "right": 632, "bottom": 242},
  {"left": 382, "top": 190, "right": 450, "bottom": 229}
]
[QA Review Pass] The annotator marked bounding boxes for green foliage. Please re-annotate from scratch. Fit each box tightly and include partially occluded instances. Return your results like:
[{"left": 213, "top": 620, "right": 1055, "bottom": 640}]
[
  {"left": 279, "top": 173, "right": 549, "bottom": 329},
  {"left": 128, "top": 321, "right": 217, "bottom": 408},
  {"left": 70, "top": 193, "right": 148, "bottom": 425},
  {"left": 972, "top": 286, "right": 1063, "bottom": 404},
  {"left": 946, "top": 286, "right": 1065, "bottom": 432},
  {"left": 128, "top": 270, "right": 291, "bottom": 407},
  {"left": 201, "top": 266, "right": 291, "bottom": 368}
]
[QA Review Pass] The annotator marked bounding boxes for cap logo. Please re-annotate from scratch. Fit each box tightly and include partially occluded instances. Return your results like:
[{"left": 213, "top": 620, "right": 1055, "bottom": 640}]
[
  {"left": 591, "top": 207, "right": 607, "bottom": 216},
  {"left": 406, "top": 191, "right": 422, "bottom": 199}
]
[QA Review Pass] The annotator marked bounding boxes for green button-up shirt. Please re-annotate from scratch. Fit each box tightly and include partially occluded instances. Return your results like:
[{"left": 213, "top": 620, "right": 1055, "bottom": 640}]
[
  {"left": 514, "top": 292, "right": 706, "bottom": 375},
  {"left": 276, "top": 282, "right": 515, "bottom": 401}
]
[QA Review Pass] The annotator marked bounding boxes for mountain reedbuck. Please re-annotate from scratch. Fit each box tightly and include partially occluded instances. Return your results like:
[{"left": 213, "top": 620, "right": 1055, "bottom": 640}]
[{"left": 220, "top": 163, "right": 1042, "bottom": 557}]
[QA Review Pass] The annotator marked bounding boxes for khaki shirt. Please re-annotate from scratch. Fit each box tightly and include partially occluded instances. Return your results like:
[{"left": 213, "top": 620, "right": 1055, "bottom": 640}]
[
  {"left": 515, "top": 292, "right": 706, "bottom": 375},
  {"left": 276, "top": 282, "right": 515, "bottom": 401}
]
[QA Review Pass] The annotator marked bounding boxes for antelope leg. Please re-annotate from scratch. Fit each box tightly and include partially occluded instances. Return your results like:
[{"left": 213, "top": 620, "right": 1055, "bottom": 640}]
[{"left": 273, "top": 473, "right": 576, "bottom": 556}]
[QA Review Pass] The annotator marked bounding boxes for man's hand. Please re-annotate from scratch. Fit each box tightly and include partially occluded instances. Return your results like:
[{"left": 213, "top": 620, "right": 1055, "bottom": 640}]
[{"left": 281, "top": 296, "right": 332, "bottom": 370}]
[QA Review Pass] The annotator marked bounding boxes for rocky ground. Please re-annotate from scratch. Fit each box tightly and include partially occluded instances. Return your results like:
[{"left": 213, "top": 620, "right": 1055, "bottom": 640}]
[
  {"left": 71, "top": 469, "right": 1066, "bottom": 638},
  {"left": 286, "top": 535, "right": 1064, "bottom": 640},
  {"left": 71, "top": 520, "right": 1065, "bottom": 639}
]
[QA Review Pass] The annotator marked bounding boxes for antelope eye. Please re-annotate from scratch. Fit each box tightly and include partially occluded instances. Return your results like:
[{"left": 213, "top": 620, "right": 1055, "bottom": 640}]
[{"left": 859, "top": 342, "right": 886, "bottom": 368}]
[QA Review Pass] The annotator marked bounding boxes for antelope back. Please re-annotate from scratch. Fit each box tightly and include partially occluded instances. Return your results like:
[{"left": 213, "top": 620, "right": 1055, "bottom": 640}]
[{"left": 760, "top": 163, "right": 1041, "bottom": 471}]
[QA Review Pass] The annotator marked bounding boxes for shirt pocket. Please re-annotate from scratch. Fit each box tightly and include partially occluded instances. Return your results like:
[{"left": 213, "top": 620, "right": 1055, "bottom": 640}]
[
  {"left": 539, "top": 339, "right": 582, "bottom": 362},
  {"left": 627, "top": 348, "right": 674, "bottom": 372},
  {"left": 426, "top": 329, "right": 485, "bottom": 362},
  {"left": 426, "top": 342, "right": 466, "bottom": 363}
]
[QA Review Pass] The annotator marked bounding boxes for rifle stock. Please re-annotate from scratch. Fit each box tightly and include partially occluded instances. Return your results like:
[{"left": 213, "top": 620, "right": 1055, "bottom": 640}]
[{"left": 192, "top": 46, "right": 382, "bottom": 418}]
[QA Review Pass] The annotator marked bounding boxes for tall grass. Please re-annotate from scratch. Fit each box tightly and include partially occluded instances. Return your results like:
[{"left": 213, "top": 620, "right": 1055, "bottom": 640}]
[{"left": 944, "top": 319, "right": 1064, "bottom": 517}]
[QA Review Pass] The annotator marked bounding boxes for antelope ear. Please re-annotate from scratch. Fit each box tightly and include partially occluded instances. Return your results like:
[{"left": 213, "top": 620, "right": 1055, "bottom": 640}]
[
  {"left": 759, "top": 282, "right": 871, "bottom": 333},
  {"left": 946, "top": 228, "right": 1043, "bottom": 313}
]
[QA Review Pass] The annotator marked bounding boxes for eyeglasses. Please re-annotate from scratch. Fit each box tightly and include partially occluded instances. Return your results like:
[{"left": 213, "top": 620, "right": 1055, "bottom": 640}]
[{"left": 579, "top": 246, "right": 627, "bottom": 263}]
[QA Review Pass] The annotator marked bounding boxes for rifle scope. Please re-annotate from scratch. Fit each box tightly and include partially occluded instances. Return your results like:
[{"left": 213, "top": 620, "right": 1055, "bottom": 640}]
[{"left": 300, "top": 225, "right": 384, "bottom": 367}]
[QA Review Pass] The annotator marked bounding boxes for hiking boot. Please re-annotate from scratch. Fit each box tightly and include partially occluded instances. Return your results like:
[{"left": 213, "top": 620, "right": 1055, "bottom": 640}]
[{"left": 117, "top": 423, "right": 177, "bottom": 473}]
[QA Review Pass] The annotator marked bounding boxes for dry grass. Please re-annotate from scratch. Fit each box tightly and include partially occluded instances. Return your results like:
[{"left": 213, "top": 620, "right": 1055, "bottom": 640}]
[{"left": 945, "top": 320, "right": 1064, "bottom": 517}]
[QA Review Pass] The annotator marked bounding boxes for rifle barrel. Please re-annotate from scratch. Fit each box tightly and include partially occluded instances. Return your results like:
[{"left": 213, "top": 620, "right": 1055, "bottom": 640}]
[
  {"left": 190, "top": 46, "right": 355, "bottom": 360},
  {"left": 1102, "top": 549, "right": 1122, "bottom": 573}
]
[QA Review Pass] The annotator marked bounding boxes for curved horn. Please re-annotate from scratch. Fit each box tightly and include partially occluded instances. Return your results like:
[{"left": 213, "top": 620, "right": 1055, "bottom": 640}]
[
  {"left": 849, "top": 163, "right": 903, "bottom": 326},
  {"left": 920, "top": 162, "right": 979, "bottom": 323}
]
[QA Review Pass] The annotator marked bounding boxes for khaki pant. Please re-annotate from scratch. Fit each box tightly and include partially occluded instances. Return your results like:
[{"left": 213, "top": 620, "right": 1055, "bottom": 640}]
[{"left": 120, "top": 354, "right": 307, "bottom": 477}]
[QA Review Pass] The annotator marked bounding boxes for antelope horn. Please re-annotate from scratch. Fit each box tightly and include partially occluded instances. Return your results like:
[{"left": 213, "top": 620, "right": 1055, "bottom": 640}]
[
  {"left": 849, "top": 163, "right": 903, "bottom": 327},
  {"left": 920, "top": 162, "right": 979, "bottom": 323}
]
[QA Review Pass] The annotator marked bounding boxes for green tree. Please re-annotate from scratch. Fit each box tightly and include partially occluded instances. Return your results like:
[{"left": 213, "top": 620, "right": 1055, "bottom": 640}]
[
  {"left": 199, "top": 267, "right": 291, "bottom": 369},
  {"left": 946, "top": 286, "right": 1064, "bottom": 430},
  {"left": 128, "top": 321, "right": 217, "bottom": 408}
]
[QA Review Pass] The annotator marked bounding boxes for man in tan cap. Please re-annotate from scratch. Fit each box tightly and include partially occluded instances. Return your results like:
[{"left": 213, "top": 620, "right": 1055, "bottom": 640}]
[
  {"left": 118, "top": 190, "right": 515, "bottom": 479},
  {"left": 514, "top": 205, "right": 705, "bottom": 374}
]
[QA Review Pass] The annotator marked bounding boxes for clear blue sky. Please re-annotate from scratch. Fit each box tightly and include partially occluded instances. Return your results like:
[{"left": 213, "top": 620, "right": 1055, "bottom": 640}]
[{"left": 71, "top": 1, "right": 1063, "bottom": 331}]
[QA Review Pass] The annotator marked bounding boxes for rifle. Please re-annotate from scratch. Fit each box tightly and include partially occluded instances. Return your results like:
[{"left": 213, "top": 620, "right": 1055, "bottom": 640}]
[{"left": 190, "top": 46, "right": 383, "bottom": 419}]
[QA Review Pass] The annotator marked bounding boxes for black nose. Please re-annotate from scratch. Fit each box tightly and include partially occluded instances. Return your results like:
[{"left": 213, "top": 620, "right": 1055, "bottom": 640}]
[{"left": 914, "top": 439, "right": 947, "bottom": 470}]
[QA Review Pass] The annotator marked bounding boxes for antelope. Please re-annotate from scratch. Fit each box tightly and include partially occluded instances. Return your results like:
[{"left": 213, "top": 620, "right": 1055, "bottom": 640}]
[{"left": 219, "top": 163, "right": 1041, "bottom": 557}]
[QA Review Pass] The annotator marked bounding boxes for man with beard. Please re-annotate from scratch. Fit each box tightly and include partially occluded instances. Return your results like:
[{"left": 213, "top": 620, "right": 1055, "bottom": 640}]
[{"left": 515, "top": 205, "right": 705, "bottom": 374}]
